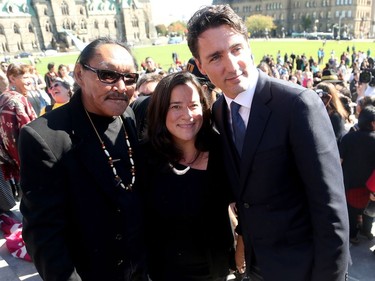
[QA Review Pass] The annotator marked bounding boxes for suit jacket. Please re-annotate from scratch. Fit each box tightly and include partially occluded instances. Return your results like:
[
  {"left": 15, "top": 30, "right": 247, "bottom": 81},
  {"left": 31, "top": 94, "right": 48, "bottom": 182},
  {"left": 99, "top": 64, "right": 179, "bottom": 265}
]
[
  {"left": 212, "top": 71, "right": 349, "bottom": 281},
  {"left": 19, "top": 91, "right": 147, "bottom": 281}
]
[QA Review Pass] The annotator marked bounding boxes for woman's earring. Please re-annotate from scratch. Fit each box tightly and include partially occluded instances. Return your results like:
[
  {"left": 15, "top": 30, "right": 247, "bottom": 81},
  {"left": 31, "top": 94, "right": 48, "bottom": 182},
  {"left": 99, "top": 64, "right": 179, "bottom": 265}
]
[{"left": 10, "top": 85, "right": 16, "bottom": 91}]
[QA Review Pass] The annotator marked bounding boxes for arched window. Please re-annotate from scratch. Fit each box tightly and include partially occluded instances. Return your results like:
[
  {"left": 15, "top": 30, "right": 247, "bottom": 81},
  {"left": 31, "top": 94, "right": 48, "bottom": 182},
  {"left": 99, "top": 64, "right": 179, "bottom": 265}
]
[
  {"left": 61, "top": 1, "right": 69, "bottom": 15},
  {"left": 0, "top": 25, "right": 5, "bottom": 35},
  {"left": 94, "top": 20, "right": 99, "bottom": 29},
  {"left": 28, "top": 23, "right": 34, "bottom": 33},
  {"left": 13, "top": 24, "right": 20, "bottom": 34},
  {"left": 44, "top": 8, "right": 48, "bottom": 16},
  {"left": 45, "top": 21, "right": 51, "bottom": 32},
  {"left": 80, "top": 7, "right": 84, "bottom": 15},
  {"left": 63, "top": 19, "right": 71, "bottom": 30},
  {"left": 132, "top": 17, "right": 139, "bottom": 28},
  {"left": 80, "top": 19, "right": 87, "bottom": 30},
  {"left": 105, "top": 20, "right": 109, "bottom": 28}
]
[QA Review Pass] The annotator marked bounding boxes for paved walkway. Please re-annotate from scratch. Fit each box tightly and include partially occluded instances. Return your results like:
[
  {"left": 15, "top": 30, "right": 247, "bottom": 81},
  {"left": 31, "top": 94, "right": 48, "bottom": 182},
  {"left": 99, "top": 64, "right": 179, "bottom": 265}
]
[{"left": 1, "top": 203, "right": 374, "bottom": 280}]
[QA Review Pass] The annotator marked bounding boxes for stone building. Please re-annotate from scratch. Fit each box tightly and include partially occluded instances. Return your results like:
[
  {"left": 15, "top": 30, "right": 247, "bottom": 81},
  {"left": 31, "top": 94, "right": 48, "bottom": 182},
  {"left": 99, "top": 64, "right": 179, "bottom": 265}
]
[
  {"left": 213, "top": 0, "right": 374, "bottom": 39},
  {"left": 0, "top": 0, "right": 156, "bottom": 55}
]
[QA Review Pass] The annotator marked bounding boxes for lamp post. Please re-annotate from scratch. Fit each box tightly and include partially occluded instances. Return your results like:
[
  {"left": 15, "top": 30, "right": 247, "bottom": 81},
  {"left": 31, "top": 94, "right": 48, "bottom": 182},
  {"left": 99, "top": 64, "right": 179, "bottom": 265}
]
[{"left": 314, "top": 19, "right": 319, "bottom": 33}]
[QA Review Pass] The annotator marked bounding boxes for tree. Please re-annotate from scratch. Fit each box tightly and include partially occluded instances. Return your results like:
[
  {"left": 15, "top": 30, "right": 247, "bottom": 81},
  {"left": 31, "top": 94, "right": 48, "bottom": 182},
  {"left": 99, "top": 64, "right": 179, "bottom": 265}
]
[
  {"left": 300, "top": 16, "right": 313, "bottom": 32},
  {"left": 155, "top": 24, "right": 167, "bottom": 36},
  {"left": 245, "top": 15, "right": 276, "bottom": 38},
  {"left": 167, "top": 21, "right": 187, "bottom": 36}
]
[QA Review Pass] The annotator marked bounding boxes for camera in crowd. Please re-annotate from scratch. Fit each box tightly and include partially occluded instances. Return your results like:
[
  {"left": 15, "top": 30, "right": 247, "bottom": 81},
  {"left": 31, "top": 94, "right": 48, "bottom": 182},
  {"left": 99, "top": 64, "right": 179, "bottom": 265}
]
[{"left": 359, "top": 69, "right": 375, "bottom": 87}]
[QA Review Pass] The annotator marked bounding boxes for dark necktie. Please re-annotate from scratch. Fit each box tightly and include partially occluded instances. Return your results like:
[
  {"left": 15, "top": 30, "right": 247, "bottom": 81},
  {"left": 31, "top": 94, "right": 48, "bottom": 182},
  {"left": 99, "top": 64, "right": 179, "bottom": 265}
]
[{"left": 230, "top": 101, "right": 246, "bottom": 155}]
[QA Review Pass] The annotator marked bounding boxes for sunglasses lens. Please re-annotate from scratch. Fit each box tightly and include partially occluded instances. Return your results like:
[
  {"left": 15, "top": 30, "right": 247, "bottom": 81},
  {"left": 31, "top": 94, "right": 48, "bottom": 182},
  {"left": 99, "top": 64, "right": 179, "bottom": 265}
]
[
  {"left": 97, "top": 70, "right": 121, "bottom": 84},
  {"left": 124, "top": 73, "right": 139, "bottom": 85},
  {"left": 93, "top": 67, "right": 138, "bottom": 85}
]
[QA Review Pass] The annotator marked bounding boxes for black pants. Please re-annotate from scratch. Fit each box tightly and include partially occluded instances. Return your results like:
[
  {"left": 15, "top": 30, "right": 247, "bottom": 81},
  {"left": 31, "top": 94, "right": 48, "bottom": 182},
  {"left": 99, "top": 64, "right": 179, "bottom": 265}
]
[{"left": 347, "top": 204, "right": 373, "bottom": 238}]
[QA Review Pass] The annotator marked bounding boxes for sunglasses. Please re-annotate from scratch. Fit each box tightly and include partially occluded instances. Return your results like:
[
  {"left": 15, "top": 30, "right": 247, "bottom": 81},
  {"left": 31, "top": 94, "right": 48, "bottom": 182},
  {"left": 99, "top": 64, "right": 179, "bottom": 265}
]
[
  {"left": 82, "top": 64, "right": 139, "bottom": 85},
  {"left": 315, "top": 88, "right": 329, "bottom": 98}
]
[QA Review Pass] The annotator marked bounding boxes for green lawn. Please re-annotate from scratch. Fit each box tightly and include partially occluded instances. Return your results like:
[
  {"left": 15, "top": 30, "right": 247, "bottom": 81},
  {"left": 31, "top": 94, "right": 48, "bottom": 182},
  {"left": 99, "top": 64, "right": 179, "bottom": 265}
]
[{"left": 22, "top": 39, "right": 375, "bottom": 75}]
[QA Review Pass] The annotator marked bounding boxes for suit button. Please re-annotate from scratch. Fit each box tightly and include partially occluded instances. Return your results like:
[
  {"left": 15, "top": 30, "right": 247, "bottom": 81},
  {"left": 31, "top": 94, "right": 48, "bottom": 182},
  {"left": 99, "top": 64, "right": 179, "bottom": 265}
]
[
  {"left": 115, "top": 234, "right": 123, "bottom": 240},
  {"left": 243, "top": 202, "right": 250, "bottom": 208},
  {"left": 117, "top": 259, "right": 123, "bottom": 266}
]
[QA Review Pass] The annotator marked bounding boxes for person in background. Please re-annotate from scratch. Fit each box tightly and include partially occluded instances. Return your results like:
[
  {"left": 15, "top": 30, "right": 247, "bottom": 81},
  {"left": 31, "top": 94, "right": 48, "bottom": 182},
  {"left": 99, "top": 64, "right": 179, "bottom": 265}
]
[
  {"left": 349, "top": 70, "right": 360, "bottom": 102},
  {"left": 144, "top": 57, "right": 161, "bottom": 74},
  {"left": 58, "top": 64, "right": 75, "bottom": 90},
  {"left": 130, "top": 73, "right": 163, "bottom": 140},
  {"left": 29, "top": 65, "right": 51, "bottom": 107},
  {"left": 44, "top": 62, "right": 58, "bottom": 100},
  {"left": 340, "top": 105, "right": 375, "bottom": 244},
  {"left": 0, "top": 63, "right": 37, "bottom": 199},
  {"left": 30, "top": 65, "right": 46, "bottom": 91},
  {"left": 40, "top": 77, "right": 72, "bottom": 115},
  {"left": 139, "top": 71, "right": 234, "bottom": 281},
  {"left": 0, "top": 61, "right": 9, "bottom": 93},
  {"left": 187, "top": 5, "right": 349, "bottom": 280},
  {"left": 350, "top": 95, "right": 375, "bottom": 132},
  {"left": 315, "top": 82, "right": 349, "bottom": 143},
  {"left": 187, "top": 57, "right": 221, "bottom": 107},
  {"left": 26, "top": 66, "right": 48, "bottom": 116},
  {"left": 0, "top": 61, "right": 8, "bottom": 73},
  {"left": 19, "top": 37, "right": 148, "bottom": 281},
  {"left": 0, "top": 167, "right": 16, "bottom": 212}
]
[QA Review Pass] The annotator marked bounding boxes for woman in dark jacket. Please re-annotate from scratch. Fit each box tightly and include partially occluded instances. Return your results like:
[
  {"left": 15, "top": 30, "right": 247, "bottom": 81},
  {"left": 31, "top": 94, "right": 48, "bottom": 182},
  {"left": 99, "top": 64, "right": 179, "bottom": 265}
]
[{"left": 138, "top": 72, "right": 234, "bottom": 281}]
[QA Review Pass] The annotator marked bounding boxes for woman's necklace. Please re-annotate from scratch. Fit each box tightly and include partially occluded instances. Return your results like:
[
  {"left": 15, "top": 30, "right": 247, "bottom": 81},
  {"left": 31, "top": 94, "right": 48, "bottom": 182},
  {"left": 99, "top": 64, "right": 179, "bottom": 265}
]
[
  {"left": 84, "top": 109, "right": 135, "bottom": 191},
  {"left": 168, "top": 163, "right": 190, "bottom": 176},
  {"left": 168, "top": 151, "right": 203, "bottom": 176}
]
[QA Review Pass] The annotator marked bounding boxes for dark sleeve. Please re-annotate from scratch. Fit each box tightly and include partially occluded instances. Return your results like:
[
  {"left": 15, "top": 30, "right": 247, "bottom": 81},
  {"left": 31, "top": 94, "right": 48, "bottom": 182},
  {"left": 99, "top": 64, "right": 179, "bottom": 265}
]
[
  {"left": 290, "top": 91, "right": 349, "bottom": 281},
  {"left": 19, "top": 125, "right": 82, "bottom": 281}
]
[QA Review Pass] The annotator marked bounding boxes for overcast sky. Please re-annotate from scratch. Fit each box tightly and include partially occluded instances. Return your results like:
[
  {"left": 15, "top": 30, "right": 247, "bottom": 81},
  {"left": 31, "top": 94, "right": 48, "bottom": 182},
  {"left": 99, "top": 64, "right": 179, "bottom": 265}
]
[{"left": 150, "top": 0, "right": 212, "bottom": 25}]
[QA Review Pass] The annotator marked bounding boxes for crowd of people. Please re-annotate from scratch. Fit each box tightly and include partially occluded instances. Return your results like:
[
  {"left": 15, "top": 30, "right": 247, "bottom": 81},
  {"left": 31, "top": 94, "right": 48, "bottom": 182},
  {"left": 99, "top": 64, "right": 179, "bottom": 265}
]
[
  {"left": 0, "top": 4, "right": 374, "bottom": 281},
  {"left": 0, "top": 60, "right": 74, "bottom": 211}
]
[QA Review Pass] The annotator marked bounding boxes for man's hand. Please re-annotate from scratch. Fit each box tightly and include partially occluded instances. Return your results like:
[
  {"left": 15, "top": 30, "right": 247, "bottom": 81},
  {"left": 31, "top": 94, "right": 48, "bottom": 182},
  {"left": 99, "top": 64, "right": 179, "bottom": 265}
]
[{"left": 235, "top": 235, "right": 246, "bottom": 274}]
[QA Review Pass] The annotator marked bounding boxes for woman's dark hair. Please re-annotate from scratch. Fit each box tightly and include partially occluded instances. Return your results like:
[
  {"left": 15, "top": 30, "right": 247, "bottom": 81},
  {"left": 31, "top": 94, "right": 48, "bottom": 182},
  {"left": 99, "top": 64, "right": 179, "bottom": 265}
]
[
  {"left": 147, "top": 71, "right": 213, "bottom": 163},
  {"left": 75, "top": 37, "right": 137, "bottom": 68},
  {"left": 187, "top": 5, "right": 248, "bottom": 60}
]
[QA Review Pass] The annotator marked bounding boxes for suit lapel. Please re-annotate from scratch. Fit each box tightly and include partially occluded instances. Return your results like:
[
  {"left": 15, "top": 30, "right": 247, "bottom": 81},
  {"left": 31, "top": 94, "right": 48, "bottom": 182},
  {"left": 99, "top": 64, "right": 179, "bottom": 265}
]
[{"left": 239, "top": 71, "right": 272, "bottom": 193}]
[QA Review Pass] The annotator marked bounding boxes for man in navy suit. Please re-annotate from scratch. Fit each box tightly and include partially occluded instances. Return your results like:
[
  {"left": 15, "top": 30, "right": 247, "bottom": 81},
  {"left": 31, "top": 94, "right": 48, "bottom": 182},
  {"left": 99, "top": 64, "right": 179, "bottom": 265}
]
[{"left": 187, "top": 5, "right": 350, "bottom": 281}]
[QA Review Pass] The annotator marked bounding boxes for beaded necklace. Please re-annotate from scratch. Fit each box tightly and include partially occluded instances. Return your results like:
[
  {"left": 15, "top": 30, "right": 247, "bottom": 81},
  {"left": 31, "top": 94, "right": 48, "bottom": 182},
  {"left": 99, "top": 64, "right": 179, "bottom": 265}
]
[{"left": 84, "top": 108, "right": 135, "bottom": 191}]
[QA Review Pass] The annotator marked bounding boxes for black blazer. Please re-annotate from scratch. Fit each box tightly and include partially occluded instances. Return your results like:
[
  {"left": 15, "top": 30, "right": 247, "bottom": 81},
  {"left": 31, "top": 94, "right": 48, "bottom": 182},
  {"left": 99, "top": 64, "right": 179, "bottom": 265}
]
[
  {"left": 212, "top": 71, "right": 350, "bottom": 281},
  {"left": 19, "top": 91, "right": 147, "bottom": 281}
]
